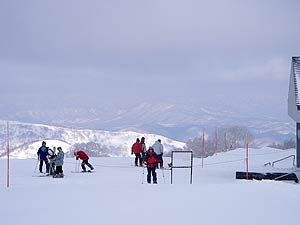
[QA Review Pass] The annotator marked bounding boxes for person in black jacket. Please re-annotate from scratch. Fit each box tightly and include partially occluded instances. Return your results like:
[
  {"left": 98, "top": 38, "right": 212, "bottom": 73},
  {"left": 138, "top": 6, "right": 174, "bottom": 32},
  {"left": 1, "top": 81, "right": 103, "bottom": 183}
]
[
  {"left": 144, "top": 147, "right": 159, "bottom": 184},
  {"left": 37, "top": 141, "right": 50, "bottom": 173}
]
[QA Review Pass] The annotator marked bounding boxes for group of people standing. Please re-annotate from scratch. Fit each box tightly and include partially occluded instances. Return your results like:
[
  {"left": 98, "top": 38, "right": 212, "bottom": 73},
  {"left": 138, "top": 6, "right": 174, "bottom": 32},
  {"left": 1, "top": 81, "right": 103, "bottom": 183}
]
[
  {"left": 37, "top": 141, "right": 65, "bottom": 178},
  {"left": 37, "top": 141, "right": 94, "bottom": 178},
  {"left": 131, "top": 137, "right": 164, "bottom": 184}
]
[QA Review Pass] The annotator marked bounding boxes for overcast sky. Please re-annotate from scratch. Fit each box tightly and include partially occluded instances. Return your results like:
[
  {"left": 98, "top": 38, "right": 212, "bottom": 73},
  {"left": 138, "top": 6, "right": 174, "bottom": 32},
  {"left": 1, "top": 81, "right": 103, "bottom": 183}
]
[{"left": 1, "top": 0, "right": 300, "bottom": 118}]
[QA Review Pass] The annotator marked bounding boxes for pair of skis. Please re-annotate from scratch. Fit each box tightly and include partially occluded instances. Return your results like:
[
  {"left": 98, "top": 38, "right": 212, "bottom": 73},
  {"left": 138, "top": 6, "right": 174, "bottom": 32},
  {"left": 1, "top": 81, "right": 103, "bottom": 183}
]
[{"left": 71, "top": 170, "right": 94, "bottom": 173}]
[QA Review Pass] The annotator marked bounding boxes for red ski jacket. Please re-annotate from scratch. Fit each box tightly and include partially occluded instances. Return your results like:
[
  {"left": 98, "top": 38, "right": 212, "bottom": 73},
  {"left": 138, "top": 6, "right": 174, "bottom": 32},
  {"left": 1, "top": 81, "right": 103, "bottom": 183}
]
[
  {"left": 75, "top": 151, "right": 89, "bottom": 161},
  {"left": 144, "top": 151, "right": 159, "bottom": 168},
  {"left": 132, "top": 142, "right": 142, "bottom": 154}
]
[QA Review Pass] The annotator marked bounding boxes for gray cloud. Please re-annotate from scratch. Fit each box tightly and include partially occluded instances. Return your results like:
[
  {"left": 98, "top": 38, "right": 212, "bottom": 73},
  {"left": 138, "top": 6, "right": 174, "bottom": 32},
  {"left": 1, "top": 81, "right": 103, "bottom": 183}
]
[{"left": 0, "top": 0, "right": 299, "bottom": 119}]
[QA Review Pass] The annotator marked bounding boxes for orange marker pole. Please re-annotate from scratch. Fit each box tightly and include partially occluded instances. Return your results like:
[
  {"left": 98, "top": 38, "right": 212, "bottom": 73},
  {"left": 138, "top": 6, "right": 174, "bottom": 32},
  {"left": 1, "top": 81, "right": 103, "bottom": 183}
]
[
  {"left": 202, "top": 128, "right": 205, "bottom": 168},
  {"left": 246, "top": 143, "right": 249, "bottom": 180},
  {"left": 7, "top": 121, "right": 10, "bottom": 188}
]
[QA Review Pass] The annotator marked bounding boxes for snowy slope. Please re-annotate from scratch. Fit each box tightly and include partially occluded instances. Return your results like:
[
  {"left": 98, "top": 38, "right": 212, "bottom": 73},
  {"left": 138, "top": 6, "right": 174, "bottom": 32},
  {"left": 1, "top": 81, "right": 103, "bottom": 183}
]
[{"left": 0, "top": 147, "right": 299, "bottom": 225}]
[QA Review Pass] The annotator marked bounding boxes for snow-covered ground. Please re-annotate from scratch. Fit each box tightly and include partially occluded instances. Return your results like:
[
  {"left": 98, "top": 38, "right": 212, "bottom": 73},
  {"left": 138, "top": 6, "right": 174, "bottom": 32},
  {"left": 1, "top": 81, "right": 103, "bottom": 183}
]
[{"left": 0, "top": 147, "right": 299, "bottom": 225}]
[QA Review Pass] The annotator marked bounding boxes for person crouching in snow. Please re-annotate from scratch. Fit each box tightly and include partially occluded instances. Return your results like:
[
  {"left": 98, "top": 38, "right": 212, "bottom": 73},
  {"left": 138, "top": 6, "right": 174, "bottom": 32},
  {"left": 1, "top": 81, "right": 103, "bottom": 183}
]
[
  {"left": 47, "top": 148, "right": 56, "bottom": 176},
  {"left": 53, "top": 147, "right": 64, "bottom": 178},
  {"left": 144, "top": 147, "right": 159, "bottom": 184},
  {"left": 74, "top": 150, "right": 94, "bottom": 172}
]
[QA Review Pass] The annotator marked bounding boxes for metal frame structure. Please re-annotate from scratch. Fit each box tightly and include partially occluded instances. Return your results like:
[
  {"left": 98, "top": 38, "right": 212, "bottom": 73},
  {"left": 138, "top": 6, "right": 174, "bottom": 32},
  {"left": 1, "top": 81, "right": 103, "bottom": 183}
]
[
  {"left": 170, "top": 150, "right": 193, "bottom": 184},
  {"left": 288, "top": 56, "right": 300, "bottom": 168}
]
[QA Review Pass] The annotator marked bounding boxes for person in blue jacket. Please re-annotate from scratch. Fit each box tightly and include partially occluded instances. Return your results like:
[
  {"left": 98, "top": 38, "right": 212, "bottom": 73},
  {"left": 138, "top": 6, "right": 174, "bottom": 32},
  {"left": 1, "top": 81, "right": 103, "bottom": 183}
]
[{"left": 37, "top": 141, "right": 49, "bottom": 173}]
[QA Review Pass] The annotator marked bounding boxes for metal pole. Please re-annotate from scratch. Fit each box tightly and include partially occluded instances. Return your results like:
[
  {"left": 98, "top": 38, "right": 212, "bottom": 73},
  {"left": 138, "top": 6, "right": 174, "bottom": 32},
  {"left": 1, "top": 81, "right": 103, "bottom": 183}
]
[
  {"left": 202, "top": 128, "right": 205, "bottom": 168},
  {"left": 171, "top": 151, "right": 173, "bottom": 184},
  {"left": 215, "top": 129, "right": 218, "bottom": 153},
  {"left": 297, "top": 123, "right": 300, "bottom": 168},
  {"left": 190, "top": 151, "right": 193, "bottom": 184},
  {"left": 161, "top": 168, "right": 166, "bottom": 184},
  {"left": 7, "top": 121, "right": 10, "bottom": 188},
  {"left": 224, "top": 131, "right": 227, "bottom": 152}
]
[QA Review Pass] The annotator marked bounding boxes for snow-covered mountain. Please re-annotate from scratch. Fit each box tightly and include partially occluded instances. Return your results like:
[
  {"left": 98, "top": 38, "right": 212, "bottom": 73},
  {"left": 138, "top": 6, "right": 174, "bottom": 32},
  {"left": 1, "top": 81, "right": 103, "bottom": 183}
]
[
  {"left": 0, "top": 120, "right": 185, "bottom": 159},
  {"left": 0, "top": 102, "right": 295, "bottom": 145}
]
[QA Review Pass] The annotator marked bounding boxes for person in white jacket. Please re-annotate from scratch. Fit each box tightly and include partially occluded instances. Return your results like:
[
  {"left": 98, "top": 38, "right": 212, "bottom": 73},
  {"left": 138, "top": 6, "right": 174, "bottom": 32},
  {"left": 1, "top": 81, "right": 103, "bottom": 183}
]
[{"left": 152, "top": 139, "right": 164, "bottom": 169}]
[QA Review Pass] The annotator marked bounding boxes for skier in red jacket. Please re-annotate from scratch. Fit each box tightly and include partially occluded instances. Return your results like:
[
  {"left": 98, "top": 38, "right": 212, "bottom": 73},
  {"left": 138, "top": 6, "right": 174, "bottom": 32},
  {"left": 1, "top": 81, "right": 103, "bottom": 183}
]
[
  {"left": 74, "top": 150, "right": 94, "bottom": 172},
  {"left": 131, "top": 138, "right": 143, "bottom": 167},
  {"left": 144, "top": 147, "right": 159, "bottom": 184}
]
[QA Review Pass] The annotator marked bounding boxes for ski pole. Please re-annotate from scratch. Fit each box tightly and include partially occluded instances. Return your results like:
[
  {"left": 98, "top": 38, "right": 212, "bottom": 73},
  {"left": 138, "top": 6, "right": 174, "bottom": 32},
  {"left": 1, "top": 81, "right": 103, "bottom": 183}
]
[
  {"left": 34, "top": 159, "right": 39, "bottom": 174},
  {"left": 141, "top": 166, "right": 145, "bottom": 184},
  {"left": 161, "top": 168, "right": 166, "bottom": 184},
  {"left": 75, "top": 160, "right": 79, "bottom": 172},
  {"left": 77, "top": 160, "right": 80, "bottom": 172}
]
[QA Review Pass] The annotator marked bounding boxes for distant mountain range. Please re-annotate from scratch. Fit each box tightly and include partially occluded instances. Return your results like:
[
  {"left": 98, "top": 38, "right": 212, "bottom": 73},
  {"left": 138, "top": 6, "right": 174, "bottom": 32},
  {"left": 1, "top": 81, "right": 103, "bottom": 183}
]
[
  {"left": 0, "top": 120, "right": 185, "bottom": 159},
  {"left": 0, "top": 102, "right": 296, "bottom": 150}
]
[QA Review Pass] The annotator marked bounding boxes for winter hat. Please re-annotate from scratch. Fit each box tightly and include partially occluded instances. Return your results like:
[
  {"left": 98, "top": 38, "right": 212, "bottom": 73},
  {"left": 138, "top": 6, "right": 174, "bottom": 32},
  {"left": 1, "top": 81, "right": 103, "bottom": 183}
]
[{"left": 148, "top": 147, "right": 154, "bottom": 151}]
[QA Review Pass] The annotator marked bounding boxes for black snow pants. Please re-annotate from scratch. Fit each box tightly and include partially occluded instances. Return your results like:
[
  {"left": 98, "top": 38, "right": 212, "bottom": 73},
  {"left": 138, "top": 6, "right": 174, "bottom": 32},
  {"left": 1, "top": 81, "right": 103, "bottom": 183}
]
[
  {"left": 81, "top": 160, "right": 94, "bottom": 171},
  {"left": 147, "top": 167, "right": 157, "bottom": 184},
  {"left": 39, "top": 159, "right": 49, "bottom": 173},
  {"left": 135, "top": 153, "right": 142, "bottom": 166}
]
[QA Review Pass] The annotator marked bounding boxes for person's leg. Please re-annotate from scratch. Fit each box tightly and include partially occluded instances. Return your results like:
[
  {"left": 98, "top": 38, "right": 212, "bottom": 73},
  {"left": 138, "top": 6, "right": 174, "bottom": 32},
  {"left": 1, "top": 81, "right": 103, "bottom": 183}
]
[
  {"left": 45, "top": 159, "right": 50, "bottom": 173},
  {"left": 39, "top": 159, "right": 43, "bottom": 173},
  {"left": 54, "top": 166, "right": 63, "bottom": 177},
  {"left": 160, "top": 155, "right": 164, "bottom": 168},
  {"left": 85, "top": 160, "right": 94, "bottom": 170},
  {"left": 56, "top": 166, "right": 62, "bottom": 174},
  {"left": 55, "top": 166, "right": 59, "bottom": 174},
  {"left": 147, "top": 168, "right": 151, "bottom": 183},
  {"left": 50, "top": 162, "right": 55, "bottom": 175},
  {"left": 138, "top": 154, "right": 142, "bottom": 166},
  {"left": 152, "top": 168, "right": 157, "bottom": 184},
  {"left": 81, "top": 161, "right": 87, "bottom": 171},
  {"left": 156, "top": 154, "right": 162, "bottom": 168},
  {"left": 134, "top": 154, "right": 138, "bottom": 166}
]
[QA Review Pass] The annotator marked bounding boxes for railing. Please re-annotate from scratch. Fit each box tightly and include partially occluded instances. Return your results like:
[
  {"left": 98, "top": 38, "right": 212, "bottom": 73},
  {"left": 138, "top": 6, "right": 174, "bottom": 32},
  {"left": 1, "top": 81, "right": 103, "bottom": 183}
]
[{"left": 264, "top": 155, "right": 295, "bottom": 167}]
